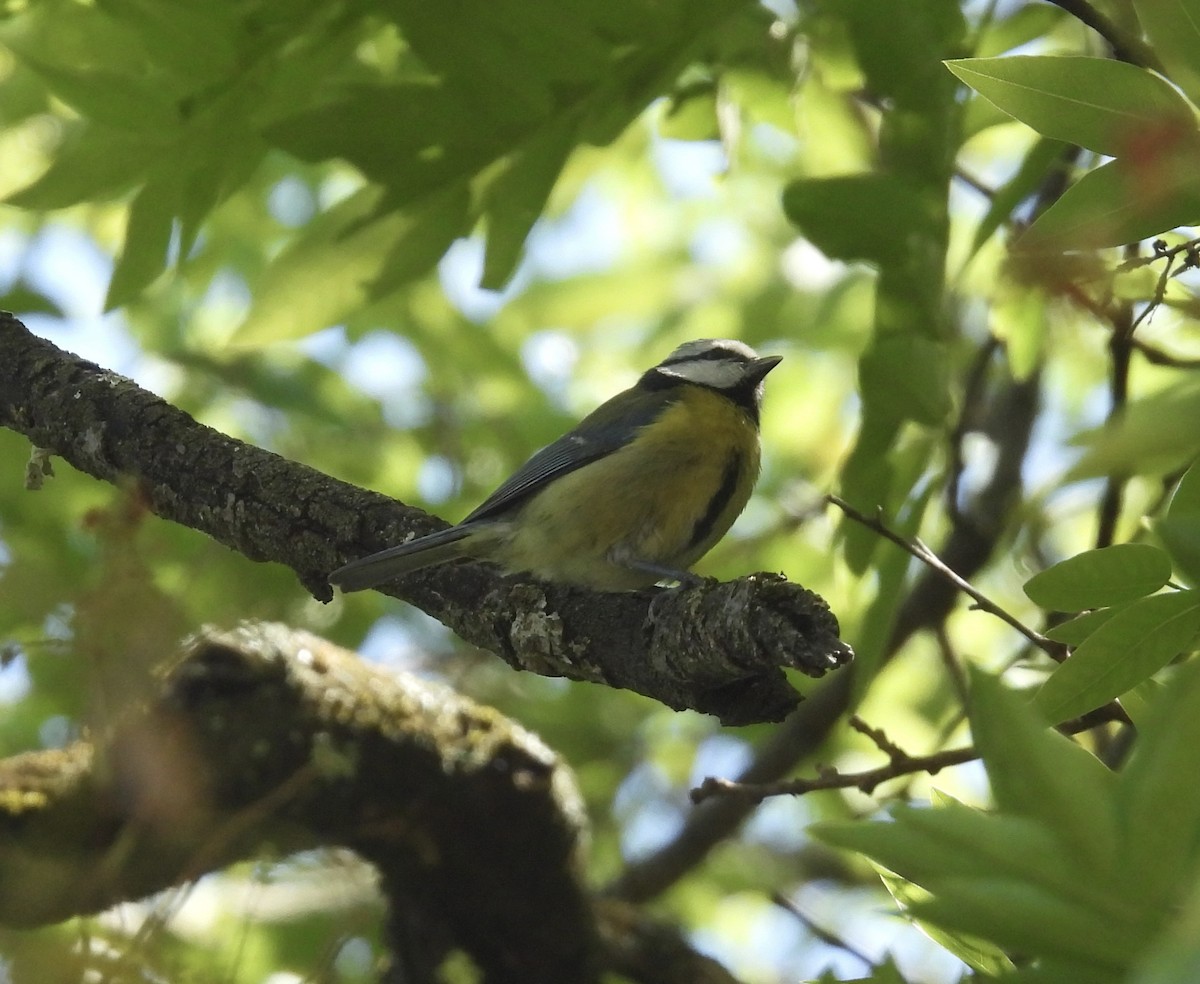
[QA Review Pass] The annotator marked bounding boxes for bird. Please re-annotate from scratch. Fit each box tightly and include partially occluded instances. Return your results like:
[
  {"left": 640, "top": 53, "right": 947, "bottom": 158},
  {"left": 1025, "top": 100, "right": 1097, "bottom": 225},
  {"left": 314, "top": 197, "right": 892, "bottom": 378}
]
[{"left": 329, "top": 338, "right": 781, "bottom": 592}]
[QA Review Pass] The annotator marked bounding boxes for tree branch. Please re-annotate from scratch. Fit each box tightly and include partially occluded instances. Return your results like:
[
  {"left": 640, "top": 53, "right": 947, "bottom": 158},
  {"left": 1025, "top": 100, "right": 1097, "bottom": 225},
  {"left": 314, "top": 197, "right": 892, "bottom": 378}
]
[
  {"left": 0, "top": 314, "right": 852, "bottom": 725},
  {"left": 0, "top": 622, "right": 596, "bottom": 983},
  {"left": 0, "top": 621, "right": 748, "bottom": 983},
  {"left": 770, "top": 891, "right": 877, "bottom": 972},
  {"left": 690, "top": 741, "right": 978, "bottom": 805},
  {"left": 690, "top": 697, "right": 1130, "bottom": 807}
]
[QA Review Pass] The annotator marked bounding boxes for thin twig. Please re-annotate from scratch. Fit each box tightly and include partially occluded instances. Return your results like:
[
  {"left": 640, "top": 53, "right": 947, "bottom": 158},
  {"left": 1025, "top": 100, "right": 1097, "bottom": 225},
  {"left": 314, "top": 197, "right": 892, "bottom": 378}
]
[
  {"left": 827, "top": 494, "right": 1065, "bottom": 661},
  {"left": 1097, "top": 290, "right": 1135, "bottom": 549},
  {"left": 691, "top": 709, "right": 1127, "bottom": 806},
  {"left": 954, "top": 166, "right": 996, "bottom": 200},
  {"left": 947, "top": 337, "right": 1002, "bottom": 527},
  {"left": 934, "top": 623, "right": 971, "bottom": 707},
  {"left": 848, "top": 715, "right": 907, "bottom": 760},
  {"left": 1043, "top": 0, "right": 1163, "bottom": 69},
  {"left": 771, "top": 892, "right": 875, "bottom": 972},
  {"left": 1128, "top": 249, "right": 1176, "bottom": 336},
  {"left": 691, "top": 744, "right": 979, "bottom": 805},
  {"left": 1131, "top": 338, "right": 1200, "bottom": 369},
  {"left": 1116, "top": 236, "right": 1200, "bottom": 273},
  {"left": 1120, "top": 241, "right": 1200, "bottom": 369}
]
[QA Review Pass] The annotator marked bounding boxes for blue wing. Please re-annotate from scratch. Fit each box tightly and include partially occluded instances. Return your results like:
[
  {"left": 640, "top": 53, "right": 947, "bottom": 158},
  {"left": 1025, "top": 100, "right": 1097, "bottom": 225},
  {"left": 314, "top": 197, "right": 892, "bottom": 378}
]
[
  {"left": 463, "top": 385, "right": 679, "bottom": 523},
  {"left": 331, "top": 384, "right": 681, "bottom": 591}
]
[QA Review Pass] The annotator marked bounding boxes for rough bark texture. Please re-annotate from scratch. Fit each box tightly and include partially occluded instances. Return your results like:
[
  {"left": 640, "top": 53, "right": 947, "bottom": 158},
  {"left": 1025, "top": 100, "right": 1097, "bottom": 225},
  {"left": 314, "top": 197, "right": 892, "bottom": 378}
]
[
  {"left": 0, "top": 314, "right": 852, "bottom": 724},
  {"left": 0, "top": 623, "right": 598, "bottom": 983}
]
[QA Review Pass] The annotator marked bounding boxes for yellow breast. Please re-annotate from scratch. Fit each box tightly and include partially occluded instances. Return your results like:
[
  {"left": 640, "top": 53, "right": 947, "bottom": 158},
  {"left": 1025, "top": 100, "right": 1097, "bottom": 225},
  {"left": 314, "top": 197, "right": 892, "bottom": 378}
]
[{"left": 491, "top": 386, "right": 761, "bottom": 589}]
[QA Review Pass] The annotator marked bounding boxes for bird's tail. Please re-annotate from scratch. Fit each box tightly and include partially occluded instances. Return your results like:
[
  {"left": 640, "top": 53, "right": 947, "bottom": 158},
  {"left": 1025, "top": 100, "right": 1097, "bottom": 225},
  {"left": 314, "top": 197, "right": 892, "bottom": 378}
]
[{"left": 330, "top": 525, "right": 475, "bottom": 592}]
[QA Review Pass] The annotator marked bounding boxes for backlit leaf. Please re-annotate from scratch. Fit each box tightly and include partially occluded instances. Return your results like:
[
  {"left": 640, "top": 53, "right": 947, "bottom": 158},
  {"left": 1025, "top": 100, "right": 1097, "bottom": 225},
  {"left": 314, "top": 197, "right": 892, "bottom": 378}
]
[
  {"left": 1019, "top": 156, "right": 1200, "bottom": 253},
  {"left": 105, "top": 168, "right": 180, "bottom": 310},
  {"left": 970, "top": 671, "right": 1118, "bottom": 871},
  {"left": 1024, "top": 543, "right": 1172, "bottom": 611},
  {"left": 1069, "top": 378, "right": 1200, "bottom": 478},
  {"left": 1158, "top": 462, "right": 1200, "bottom": 587},
  {"left": 1134, "top": 0, "right": 1200, "bottom": 106},
  {"left": 1036, "top": 590, "right": 1200, "bottom": 722},
  {"left": 782, "top": 174, "right": 933, "bottom": 266},
  {"left": 946, "top": 56, "right": 1197, "bottom": 156},
  {"left": 1118, "top": 659, "right": 1200, "bottom": 908}
]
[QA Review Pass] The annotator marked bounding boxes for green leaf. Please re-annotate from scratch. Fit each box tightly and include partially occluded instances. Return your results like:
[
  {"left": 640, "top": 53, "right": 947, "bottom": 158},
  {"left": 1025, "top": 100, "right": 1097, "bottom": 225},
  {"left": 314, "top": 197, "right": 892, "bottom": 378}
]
[
  {"left": 0, "top": 0, "right": 149, "bottom": 73},
  {"left": 820, "top": 798, "right": 1148, "bottom": 968},
  {"left": 816, "top": 802, "right": 1076, "bottom": 889},
  {"left": 166, "top": 84, "right": 269, "bottom": 256},
  {"left": 1044, "top": 605, "right": 1123, "bottom": 645},
  {"left": 1036, "top": 589, "right": 1200, "bottom": 723},
  {"left": 811, "top": 956, "right": 908, "bottom": 984},
  {"left": 6, "top": 125, "right": 163, "bottom": 209},
  {"left": 999, "top": 964, "right": 1124, "bottom": 984},
  {"left": 1024, "top": 543, "right": 1173, "bottom": 611},
  {"left": 1069, "top": 378, "right": 1200, "bottom": 478},
  {"left": 969, "top": 670, "right": 1118, "bottom": 871},
  {"left": 0, "top": 8, "right": 182, "bottom": 132},
  {"left": 105, "top": 167, "right": 181, "bottom": 310},
  {"left": 1020, "top": 155, "right": 1200, "bottom": 252},
  {"left": 879, "top": 869, "right": 1016, "bottom": 975},
  {"left": 848, "top": 477, "right": 937, "bottom": 696},
  {"left": 102, "top": 0, "right": 240, "bottom": 88},
  {"left": 782, "top": 174, "right": 934, "bottom": 267},
  {"left": 393, "top": 3, "right": 570, "bottom": 126},
  {"left": 0, "top": 284, "right": 65, "bottom": 318},
  {"left": 1157, "top": 462, "right": 1200, "bottom": 587},
  {"left": 976, "top": 4, "right": 1064, "bottom": 58},
  {"left": 658, "top": 80, "right": 720, "bottom": 140},
  {"left": 1133, "top": 935, "right": 1200, "bottom": 984},
  {"left": 969, "top": 137, "right": 1068, "bottom": 258},
  {"left": 235, "top": 183, "right": 471, "bottom": 345},
  {"left": 863, "top": 959, "right": 908, "bottom": 984},
  {"left": 479, "top": 119, "right": 577, "bottom": 290},
  {"left": 177, "top": 133, "right": 265, "bottom": 259},
  {"left": 914, "top": 881, "right": 1140, "bottom": 972},
  {"left": 11, "top": 57, "right": 181, "bottom": 132},
  {"left": 962, "top": 89, "right": 1023, "bottom": 139},
  {"left": 841, "top": 0, "right": 966, "bottom": 109},
  {"left": 266, "top": 83, "right": 494, "bottom": 202},
  {"left": 837, "top": 452, "right": 894, "bottom": 576},
  {"left": 838, "top": 423, "right": 943, "bottom": 576},
  {"left": 1122, "top": 678, "right": 1165, "bottom": 729},
  {"left": 945, "top": 56, "right": 1197, "bottom": 157},
  {"left": 1134, "top": 0, "right": 1200, "bottom": 107},
  {"left": 1118, "top": 658, "right": 1200, "bottom": 909},
  {"left": 858, "top": 334, "right": 952, "bottom": 427},
  {"left": 988, "top": 273, "right": 1047, "bottom": 380},
  {"left": 1129, "top": 877, "right": 1200, "bottom": 984}
]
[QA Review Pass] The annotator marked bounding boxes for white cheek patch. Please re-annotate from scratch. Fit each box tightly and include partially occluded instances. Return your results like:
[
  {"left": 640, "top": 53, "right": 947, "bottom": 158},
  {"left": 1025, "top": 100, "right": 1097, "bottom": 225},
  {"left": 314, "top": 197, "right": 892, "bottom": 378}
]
[{"left": 668, "top": 360, "right": 746, "bottom": 389}]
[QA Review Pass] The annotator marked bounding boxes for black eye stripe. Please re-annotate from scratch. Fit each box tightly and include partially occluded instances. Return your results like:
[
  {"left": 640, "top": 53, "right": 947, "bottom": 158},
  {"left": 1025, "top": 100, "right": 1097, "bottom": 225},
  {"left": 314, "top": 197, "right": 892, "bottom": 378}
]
[{"left": 659, "top": 349, "right": 747, "bottom": 368}]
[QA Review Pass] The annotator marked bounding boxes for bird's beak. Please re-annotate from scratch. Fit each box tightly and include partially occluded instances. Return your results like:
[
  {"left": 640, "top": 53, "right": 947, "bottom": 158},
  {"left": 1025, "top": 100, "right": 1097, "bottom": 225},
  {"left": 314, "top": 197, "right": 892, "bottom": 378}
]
[{"left": 747, "top": 355, "right": 783, "bottom": 384}]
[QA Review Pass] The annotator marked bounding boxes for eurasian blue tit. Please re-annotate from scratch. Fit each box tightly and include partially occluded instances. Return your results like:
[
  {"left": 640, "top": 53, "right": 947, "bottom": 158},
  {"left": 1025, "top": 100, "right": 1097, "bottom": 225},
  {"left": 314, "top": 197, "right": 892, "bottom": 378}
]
[{"left": 330, "top": 338, "right": 781, "bottom": 592}]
